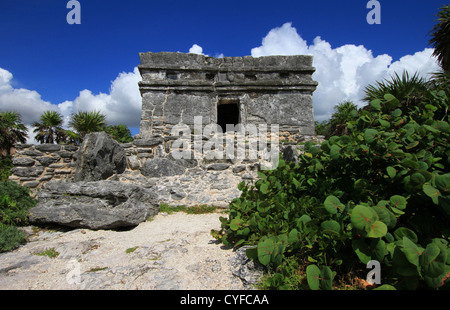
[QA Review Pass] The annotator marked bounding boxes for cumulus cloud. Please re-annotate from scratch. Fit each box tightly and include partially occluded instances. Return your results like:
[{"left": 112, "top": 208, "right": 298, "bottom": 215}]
[
  {"left": 0, "top": 68, "right": 58, "bottom": 125},
  {"left": 189, "top": 44, "right": 206, "bottom": 55},
  {"left": 0, "top": 67, "right": 142, "bottom": 136},
  {"left": 251, "top": 22, "right": 440, "bottom": 121},
  {"left": 63, "top": 67, "right": 142, "bottom": 127}
]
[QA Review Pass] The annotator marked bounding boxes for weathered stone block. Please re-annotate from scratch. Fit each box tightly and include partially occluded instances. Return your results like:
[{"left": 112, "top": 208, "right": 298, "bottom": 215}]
[
  {"left": 29, "top": 181, "right": 159, "bottom": 230},
  {"left": 11, "top": 167, "right": 44, "bottom": 178},
  {"left": 12, "top": 157, "right": 35, "bottom": 167},
  {"left": 141, "top": 158, "right": 186, "bottom": 178},
  {"left": 73, "top": 132, "right": 126, "bottom": 182},
  {"left": 35, "top": 144, "right": 61, "bottom": 152},
  {"left": 134, "top": 137, "right": 163, "bottom": 147}
]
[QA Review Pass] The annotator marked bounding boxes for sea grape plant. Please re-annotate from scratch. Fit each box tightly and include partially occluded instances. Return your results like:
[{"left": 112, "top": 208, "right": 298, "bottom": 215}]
[{"left": 213, "top": 89, "right": 449, "bottom": 289}]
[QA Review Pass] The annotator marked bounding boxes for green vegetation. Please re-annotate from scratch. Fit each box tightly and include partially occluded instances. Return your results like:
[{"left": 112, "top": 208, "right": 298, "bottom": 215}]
[
  {"left": 67, "top": 110, "right": 134, "bottom": 144},
  {"left": 125, "top": 246, "right": 139, "bottom": 254},
  {"left": 160, "top": 203, "right": 220, "bottom": 215},
  {"left": 213, "top": 70, "right": 449, "bottom": 289},
  {"left": 0, "top": 180, "right": 36, "bottom": 226},
  {"left": 0, "top": 111, "right": 28, "bottom": 156},
  {"left": 0, "top": 156, "right": 12, "bottom": 182},
  {"left": 105, "top": 124, "right": 134, "bottom": 143},
  {"left": 35, "top": 247, "right": 60, "bottom": 258},
  {"left": 216, "top": 6, "right": 450, "bottom": 290},
  {"left": 429, "top": 5, "right": 450, "bottom": 73},
  {"left": 68, "top": 110, "right": 107, "bottom": 143},
  {"left": 0, "top": 154, "right": 37, "bottom": 253},
  {"left": 33, "top": 110, "right": 66, "bottom": 144},
  {"left": 0, "top": 224, "right": 26, "bottom": 253},
  {"left": 87, "top": 266, "right": 108, "bottom": 272}
]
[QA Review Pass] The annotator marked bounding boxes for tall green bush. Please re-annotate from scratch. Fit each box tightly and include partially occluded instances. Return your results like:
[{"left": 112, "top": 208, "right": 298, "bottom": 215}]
[
  {"left": 0, "top": 181, "right": 36, "bottom": 226},
  {"left": 213, "top": 88, "right": 449, "bottom": 289}
]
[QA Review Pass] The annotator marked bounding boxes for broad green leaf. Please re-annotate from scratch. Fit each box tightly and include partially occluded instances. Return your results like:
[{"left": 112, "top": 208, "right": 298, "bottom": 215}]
[
  {"left": 245, "top": 247, "right": 258, "bottom": 261},
  {"left": 366, "top": 221, "right": 388, "bottom": 238},
  {"left": 401, "top": 237, "right": 422, "bottom": 267},
  {"left": 391, "top": 109, "right": 402, "bottom": 117},
  {"left": 406, "top": 141, "right": 419, "bottom": 150},
  {"left": 260, "top": 183, "right": 269, "bottom": 195},
  {"left": 390, "top": 195, "right": 407, "bottom": 210},
  {"left": 387, "top": 166, "right": 396, "bottom": 179},
  {"left": 423, "top": 183, "right": 441, "bottom": 204},
  {"left": 324, "top": 195, "right": 343, "bottom": 215},
  {"left": 319, "top": 266, "right": 334, "bottom": 290},
  {"left": 257, "top": 171, "right": 267, "bottom": 180},
  {"left": 230, "top": 217, "right": 244, "bottom": 231},
  {"left": 435, "top": 174, "right": 450, "bottom": 193},
  {"left": 410, "top": 173, "right": 426, "bottom": 187},
  {"left": 330, "top": 144, "right": 341, "bottom": 160},
  {"left": 384, "top": 94, "right": 400, "bottom": 109},
  {"left": 370, "top": 99, "right": 381, "bottom": 111},
  {"left": 257, "top": 237, "right": 275, "bottom": 266},
  {"left": 320, "top": 220, "right": 341, "bottom": 235},
  {"left": 394, "top": 227, "right": 418, "bottom": 243},
  {"left": 364, "top": 129, "right": 379, "bottom": 143},
  {"left": 306, "top": 265, "right": 321, "bottom": 290},
  {"left": 379, "top": 119, "right": 390, "bottom": 128},
  {"left": 351, "top": 205, "right": 378, "bottom": 232},
  {"left": 420, "top": 243, "right": 442, "bottom": 277},
  {"left": 372, "top": 205, "right": 393, "bottom": 228},
  {"left": 288, "top": 228, "right": 300, "bottom": 244},
  {"left": 392, "top": 246, "right": 418, "bottom": 276}
]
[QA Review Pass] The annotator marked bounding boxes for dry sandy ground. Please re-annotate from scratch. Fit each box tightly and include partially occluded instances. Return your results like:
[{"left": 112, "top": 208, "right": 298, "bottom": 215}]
[{"left": 0, "top": 212, "right": 247, "bottom": 290}]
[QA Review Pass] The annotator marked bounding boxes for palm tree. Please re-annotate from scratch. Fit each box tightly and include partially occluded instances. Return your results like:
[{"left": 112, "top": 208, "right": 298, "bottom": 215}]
[
  {"left": 32, "top": 111, "right": 66, "bottom": 144},
  {"left": 105, "top": 124, "right": 134, "bottom": 143},
  {"left": 69, "top": 110, "right": 107, "bottom": 140},
  {"left": 429, "top": 5, "right": 450, "bottom": 73},
  {"left": 326, "top": 101, "right": 359, "bottom": 138},
  {"left": 0, "top": 111, "right": 29, "bottom": 155}
]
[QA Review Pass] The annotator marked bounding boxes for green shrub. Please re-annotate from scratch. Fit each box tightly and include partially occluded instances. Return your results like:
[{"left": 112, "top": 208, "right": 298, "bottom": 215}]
[
  {"left": 0, "top": 224, "right": 26, "bottom": 253},
  {"left": 213, "top": 89, "right": 449, "bottom": 290},
  {"left": 0, "top": 156, "right": 12, "bottom": 182},
  {"left": 0, "top": 180, "right": 37, "bottom": 226}
]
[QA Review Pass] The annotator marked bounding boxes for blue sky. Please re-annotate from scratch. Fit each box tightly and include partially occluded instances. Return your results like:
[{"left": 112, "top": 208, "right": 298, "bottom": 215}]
[{"left": 0, "top": 0, "right": 445, "bottom": 140}]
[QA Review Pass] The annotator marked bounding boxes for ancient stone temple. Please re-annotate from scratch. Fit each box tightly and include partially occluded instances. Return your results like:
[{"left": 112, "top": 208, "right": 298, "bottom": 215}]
[
  {"left": 10, "top": 52, "right": 321, "bottom": 209},
  {"left": 137, "top": 52, "right": 318, "bottom": 140}
]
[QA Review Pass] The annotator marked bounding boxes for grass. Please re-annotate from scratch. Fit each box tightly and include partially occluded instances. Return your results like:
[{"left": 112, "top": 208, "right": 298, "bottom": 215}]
[
  {"left": 125, "top": 246, "right": 139, "bottom": 254},
  {"left": 159, "top": 203, "right": 222, "bottom": 215},
  {"left": 35, "top": 247, "right": 59, "bottom": 258},
  {"left": 87, "top": 266, "right": 108, "bottom": 272}
]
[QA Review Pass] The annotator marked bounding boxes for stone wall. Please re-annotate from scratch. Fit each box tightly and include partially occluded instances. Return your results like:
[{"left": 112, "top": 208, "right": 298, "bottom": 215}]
[
  {"left": 9, "top": 144, "right": 79, "bottom": 190},
  {"left": 137, "top": 52, "right": 318, "bottom": 141}
]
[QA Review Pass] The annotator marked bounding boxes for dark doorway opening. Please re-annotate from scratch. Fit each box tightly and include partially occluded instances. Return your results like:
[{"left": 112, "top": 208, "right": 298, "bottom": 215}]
[{"left": 217, "top": 102, "right": 240, "bottom": 132}]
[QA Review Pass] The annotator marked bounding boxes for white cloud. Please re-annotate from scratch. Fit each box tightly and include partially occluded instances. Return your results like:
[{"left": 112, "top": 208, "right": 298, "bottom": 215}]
[
  {"left": 0, "top": 68, "right": 58, "bottom": 126},
  {"left": 189, "top": 44, "right": 205, "bottom": 55},
  {"left": 251, "top": 22, "right": 440, "bottom": 121},
  {"left": 0, "top": 67, "right": 142, "bottom": 136}
]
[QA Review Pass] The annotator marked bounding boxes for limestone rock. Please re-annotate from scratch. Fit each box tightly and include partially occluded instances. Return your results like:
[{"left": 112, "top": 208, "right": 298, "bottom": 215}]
[
  {"left": 141, "top": 158, "right": 186, "bottom": 178},
  {"left": 73, "top": 132, "right": 126, "bottom": 182},
  {"left": 29, "top": 180, "right": 159, "bottom": 230}
]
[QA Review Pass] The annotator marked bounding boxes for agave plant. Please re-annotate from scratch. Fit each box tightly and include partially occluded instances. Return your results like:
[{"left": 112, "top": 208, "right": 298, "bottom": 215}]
[
  {"left": 33, "top": 110, "right": 66, "bottom": 144},
  {"left": 363, "top": 71, "right": 429, "bottom": 109}
]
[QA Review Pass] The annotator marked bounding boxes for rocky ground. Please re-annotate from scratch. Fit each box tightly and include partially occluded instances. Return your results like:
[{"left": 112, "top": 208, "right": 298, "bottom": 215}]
[{"left": 0, "top": 212, "right": 262, "bottom": 290}]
